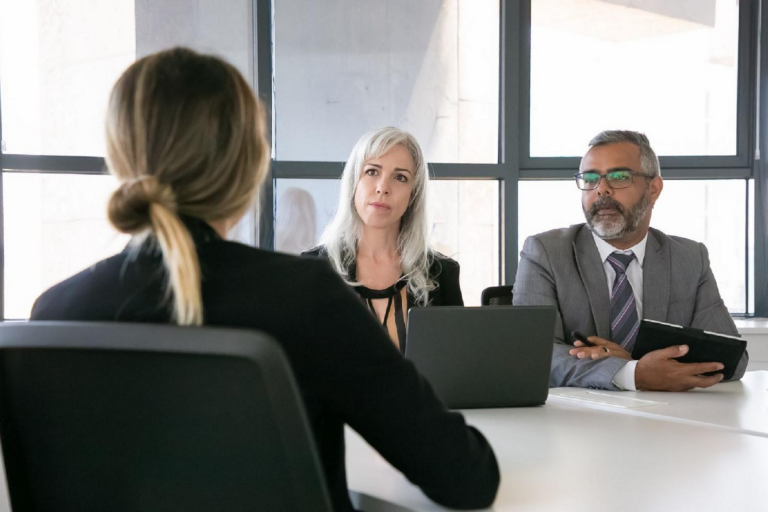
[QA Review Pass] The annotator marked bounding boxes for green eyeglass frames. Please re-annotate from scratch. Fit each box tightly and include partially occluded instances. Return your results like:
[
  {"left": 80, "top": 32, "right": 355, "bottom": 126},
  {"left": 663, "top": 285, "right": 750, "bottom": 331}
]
[{"left": 574, "top": 169, "right": 654, "bottom": 190}]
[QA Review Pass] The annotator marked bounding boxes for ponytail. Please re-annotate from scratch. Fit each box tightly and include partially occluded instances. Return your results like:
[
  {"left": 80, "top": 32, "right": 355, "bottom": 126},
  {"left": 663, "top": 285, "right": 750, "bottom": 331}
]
[{"left": 108, "top": 175, "right": 203, "bottom": 326}]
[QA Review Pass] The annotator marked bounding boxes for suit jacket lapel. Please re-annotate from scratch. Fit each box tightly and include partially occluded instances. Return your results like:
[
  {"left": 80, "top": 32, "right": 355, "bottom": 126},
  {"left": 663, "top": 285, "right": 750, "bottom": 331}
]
[
  {"left": 573, "top": 226, "right": 611, "bottom": 339},
  {"left": 642, "top": 229, "right": 670, "bottom": 322}
]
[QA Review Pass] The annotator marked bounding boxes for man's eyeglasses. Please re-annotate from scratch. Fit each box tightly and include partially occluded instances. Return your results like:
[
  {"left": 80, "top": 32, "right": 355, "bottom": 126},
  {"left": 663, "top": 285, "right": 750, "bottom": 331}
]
[{"left": 574, "top": 169, "right": 654, "bottom": 190}]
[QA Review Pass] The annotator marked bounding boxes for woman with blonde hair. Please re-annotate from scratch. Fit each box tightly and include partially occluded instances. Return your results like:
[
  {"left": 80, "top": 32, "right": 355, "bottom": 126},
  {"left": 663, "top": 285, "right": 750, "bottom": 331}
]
[
  {"left": 304, "top": 127, "right": 463, "bottom": 352},
  {"left": 30, "top": 48, "right": 498, "bottom": 511}
]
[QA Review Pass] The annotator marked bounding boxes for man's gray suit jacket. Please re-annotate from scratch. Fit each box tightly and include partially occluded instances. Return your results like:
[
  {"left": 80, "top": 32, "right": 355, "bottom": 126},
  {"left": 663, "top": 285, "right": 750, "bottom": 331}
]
[{"left": 512, "top": 223, "right": 748, "bottom": 390}]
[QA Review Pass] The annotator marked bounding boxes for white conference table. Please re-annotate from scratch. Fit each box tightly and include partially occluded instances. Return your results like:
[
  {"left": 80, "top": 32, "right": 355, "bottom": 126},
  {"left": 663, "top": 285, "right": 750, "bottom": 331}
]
[
  {"left": 548, "top": 370, "right": 768, "bottom": 438},
  {"left": 0, "top": 374, "right": 764, "bottom": 512},
  {"left": 346, "top": 371, "right": 768, "bottom": 512}
]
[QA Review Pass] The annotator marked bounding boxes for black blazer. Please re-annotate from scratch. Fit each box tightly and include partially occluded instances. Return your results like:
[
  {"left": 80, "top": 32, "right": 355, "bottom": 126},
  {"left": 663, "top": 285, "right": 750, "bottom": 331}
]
[
  {"left": 302, "top": 246, "right": 464, "bottom": 308},
  {"left": 31, "top": 219, "right": 499, "bottom": 512}
]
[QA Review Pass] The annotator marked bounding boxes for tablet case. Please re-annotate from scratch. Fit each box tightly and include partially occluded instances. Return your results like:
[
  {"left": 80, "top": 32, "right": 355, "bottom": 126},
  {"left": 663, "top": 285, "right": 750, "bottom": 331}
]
[{"left": 631, "top": 319, "right": 746, "bottom": 380}]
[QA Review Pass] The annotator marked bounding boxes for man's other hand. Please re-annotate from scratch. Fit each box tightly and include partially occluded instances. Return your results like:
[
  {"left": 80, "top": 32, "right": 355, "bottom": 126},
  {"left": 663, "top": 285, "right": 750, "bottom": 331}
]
[
  {"left": 570, "top": 336, "right": 632, "bottom": 361},
  {"left": 635, "top": 345, "right": 724, "bottom": 391}
]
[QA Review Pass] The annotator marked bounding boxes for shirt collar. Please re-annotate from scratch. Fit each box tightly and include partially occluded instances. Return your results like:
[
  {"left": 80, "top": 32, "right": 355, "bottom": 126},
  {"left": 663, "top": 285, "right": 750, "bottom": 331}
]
[{"left": 591, "top": 231, "right": 648, "bottom": 268}]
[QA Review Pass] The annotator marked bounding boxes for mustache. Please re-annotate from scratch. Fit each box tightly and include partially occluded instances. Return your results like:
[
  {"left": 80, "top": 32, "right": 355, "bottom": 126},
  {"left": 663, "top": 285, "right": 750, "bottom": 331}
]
[{"left": 589, "top": 197, "right": 626, "bottom": 216}]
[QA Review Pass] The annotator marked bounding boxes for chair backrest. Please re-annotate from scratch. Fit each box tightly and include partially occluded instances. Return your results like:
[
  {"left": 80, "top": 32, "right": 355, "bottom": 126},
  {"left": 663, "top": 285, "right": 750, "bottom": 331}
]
[
  {"left": 0, "top": 322, "right": 332, "bottom": 512},
  {"left": 481, "top": 285, "right": 513, "bottom": 306}
]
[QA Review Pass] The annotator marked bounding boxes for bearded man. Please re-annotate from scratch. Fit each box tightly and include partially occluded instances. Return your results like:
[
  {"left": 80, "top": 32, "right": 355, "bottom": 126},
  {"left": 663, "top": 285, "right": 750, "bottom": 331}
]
[{"left": 513, "top": 130, "right": 748, "bottom": 391}]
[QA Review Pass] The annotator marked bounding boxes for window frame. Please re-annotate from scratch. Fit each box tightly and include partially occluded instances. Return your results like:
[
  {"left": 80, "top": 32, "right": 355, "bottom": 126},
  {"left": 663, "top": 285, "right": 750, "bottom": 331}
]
[
  {"left": 0, "top": 0, "right": 763, "bottom": 320},
  {"left": 519, "top": 0, "right": 759, "bottom": 176}
]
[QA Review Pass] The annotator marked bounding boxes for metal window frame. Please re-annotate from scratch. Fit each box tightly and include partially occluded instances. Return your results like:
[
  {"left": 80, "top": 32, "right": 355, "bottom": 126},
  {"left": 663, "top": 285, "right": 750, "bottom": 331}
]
[
  {"left": 255, "top": 0, "right": 275, "bottom": 249},
  {"left": 519, "top": 0, "right": 758, "bottom": 176},
  {"left": 0, "top": 0, "right": 762, "bottom": 319},
  {"left": 755, "top": 0, "right": 768, "bottom": 316}
]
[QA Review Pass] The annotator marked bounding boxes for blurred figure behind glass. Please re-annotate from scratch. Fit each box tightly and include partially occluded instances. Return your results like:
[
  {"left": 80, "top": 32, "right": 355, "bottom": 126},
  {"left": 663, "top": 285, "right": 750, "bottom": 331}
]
[{"left": 275, "top": 187, "right": 317, "bottom": 254}]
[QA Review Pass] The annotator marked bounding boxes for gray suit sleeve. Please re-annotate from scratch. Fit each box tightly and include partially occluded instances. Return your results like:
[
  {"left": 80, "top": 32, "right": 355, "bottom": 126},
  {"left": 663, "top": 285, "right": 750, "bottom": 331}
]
[
  {"left": 513, "top": 236, "right": 627, "bottom": 390},
  {"left": 690, "top": 243, "right": 748, "bottom": 381}
]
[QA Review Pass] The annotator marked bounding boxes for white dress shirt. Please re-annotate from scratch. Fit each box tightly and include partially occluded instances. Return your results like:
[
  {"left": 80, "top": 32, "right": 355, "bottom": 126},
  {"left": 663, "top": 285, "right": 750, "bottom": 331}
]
[{"left": 591, "top": 232, "right": 649, "bottom": 391}]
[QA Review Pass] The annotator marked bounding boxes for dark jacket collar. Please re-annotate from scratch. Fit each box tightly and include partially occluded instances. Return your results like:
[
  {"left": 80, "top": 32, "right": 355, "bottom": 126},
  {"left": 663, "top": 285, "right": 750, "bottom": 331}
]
[
  {"left": 122, "top": 215, "right": 222, "bottom": 255},
  {"left": 182, "top": 216, "right": 222, "bottom": 245}
]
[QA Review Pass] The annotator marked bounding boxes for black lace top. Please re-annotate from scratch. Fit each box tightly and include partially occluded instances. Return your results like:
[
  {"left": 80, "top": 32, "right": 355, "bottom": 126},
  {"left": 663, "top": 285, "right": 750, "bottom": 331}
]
[{"left": 302, "top": 246, "right": 464, "bottom": 352}]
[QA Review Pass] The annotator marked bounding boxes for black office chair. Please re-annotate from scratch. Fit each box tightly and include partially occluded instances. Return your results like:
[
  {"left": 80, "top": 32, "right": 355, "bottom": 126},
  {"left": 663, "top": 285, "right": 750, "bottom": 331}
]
[
  {"left": 0, "top": 322, "right": 332, "bottom": 512},
  {"left": 481, "top": 285, "right": 513, "bottom": 306}
]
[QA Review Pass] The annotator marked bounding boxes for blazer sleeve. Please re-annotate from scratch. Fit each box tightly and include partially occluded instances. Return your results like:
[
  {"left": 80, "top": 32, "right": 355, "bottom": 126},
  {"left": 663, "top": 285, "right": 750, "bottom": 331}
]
[
  {"left": 435, "top": 257, "right": 464, "bottom": 306},
  {"left": 296, "top": 259, "right": 499, "bottom": 508},
  {"left": 512, "top": 236, "right": 627, "bottom": 390},
  {"left": 690, "top": 243, "right": 748, "bottom": 381}
]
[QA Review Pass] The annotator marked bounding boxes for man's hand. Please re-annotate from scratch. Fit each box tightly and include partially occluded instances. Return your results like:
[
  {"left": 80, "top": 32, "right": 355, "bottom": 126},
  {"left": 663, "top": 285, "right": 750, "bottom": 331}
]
[
  {"left": 569, "top": 336, "right": 632, "bottom": 361},
  {"left": 635, "top": 345, "right": 724, "bottom": 391}
]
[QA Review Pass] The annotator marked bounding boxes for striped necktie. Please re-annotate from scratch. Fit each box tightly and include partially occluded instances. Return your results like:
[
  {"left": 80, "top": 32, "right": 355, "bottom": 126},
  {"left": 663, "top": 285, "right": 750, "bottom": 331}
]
[{"left": 607, "top": 251, "right": 640, "bottom": 350}]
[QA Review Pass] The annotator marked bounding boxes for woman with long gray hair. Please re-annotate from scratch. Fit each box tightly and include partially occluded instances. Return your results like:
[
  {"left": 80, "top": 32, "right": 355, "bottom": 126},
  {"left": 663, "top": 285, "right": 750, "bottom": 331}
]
[{"left": 304, "top": 127, "right": 463, "bottom": 352}]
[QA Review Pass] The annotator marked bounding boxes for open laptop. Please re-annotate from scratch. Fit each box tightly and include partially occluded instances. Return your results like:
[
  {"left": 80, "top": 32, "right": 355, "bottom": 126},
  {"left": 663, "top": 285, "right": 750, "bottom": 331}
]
[{"left": 405, "top": 306, "right": 555, "bottom": 409}]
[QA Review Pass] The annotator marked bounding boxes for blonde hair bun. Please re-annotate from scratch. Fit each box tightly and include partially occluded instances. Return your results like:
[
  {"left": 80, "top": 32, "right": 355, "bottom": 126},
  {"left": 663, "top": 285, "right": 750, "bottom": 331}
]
[{"left": 108, "top": 175, "right": 177, "bottom": 234}]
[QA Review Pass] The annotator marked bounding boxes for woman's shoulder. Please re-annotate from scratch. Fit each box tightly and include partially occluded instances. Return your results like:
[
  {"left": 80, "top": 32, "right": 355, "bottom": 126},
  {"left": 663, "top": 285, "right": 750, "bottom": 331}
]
[
  {"left": 300, "top": 245, "right": 328, "bottom": 258},
  {"left": 429, "top": 251, "right": 460, "bottom": 272}
]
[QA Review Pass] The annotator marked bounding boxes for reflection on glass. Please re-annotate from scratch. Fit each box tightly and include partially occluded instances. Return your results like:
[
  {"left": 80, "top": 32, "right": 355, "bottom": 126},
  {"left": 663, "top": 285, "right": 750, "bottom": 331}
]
[
  {"left": 275, "top": 188, "right": 319, "bottom": 254},
  {"left": 274, "top": 0, "right": 500, "bottom": 163},
  {"left": 531, "top": 0, "right": 739, "bottom": 157},
  {"left": 518, "top": 179, "right": 747, "bottom": 313},
  {"left": 275, "top": 178, "right": 500, "bottom": 306},
  {"left": 3, "top": 173, "right": 130, "bottom": 319},
  {"left": 275, "top": 179, "right": 340, "bottom": 254}
]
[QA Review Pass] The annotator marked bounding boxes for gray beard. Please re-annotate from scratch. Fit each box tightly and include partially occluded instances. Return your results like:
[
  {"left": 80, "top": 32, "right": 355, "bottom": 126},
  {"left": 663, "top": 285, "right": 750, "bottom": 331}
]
[{"left": 583, "top": 192, "right": 651, "bottom": 240}]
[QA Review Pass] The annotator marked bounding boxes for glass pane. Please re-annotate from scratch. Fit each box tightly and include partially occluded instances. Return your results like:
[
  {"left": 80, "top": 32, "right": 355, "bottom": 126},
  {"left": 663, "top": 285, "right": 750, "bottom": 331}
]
[
  {"left": 530, "top": 0, "right": 739, "bottom": 157},
  {"left": 273, "top": 0, "right": 500, "bottom": 163},
  {"left": 0, "top": 0, "right": 253, "bottom": 157},
  {"left": 275, "top": 179, "right": 340, "bottom": 254},
  {"left": 518, "top": 179, "right": 747, "bottom": 313},
  {"left": 3, "top": 171, "right": 259, "bottom": 319},
  {"left": 3, "top": 173, "right": 130, "bottom": 319},
  {"left": 431, "top": 180, "right": 500, "bottom": 306},
  {"left": 276, "top": 178, "right": 500, "bottom": 306},
  {"left": 654, "top": 180, "right": 746, "bottom": 314},
  {"left": 0, "top": 0, "right": 136, "bottom": 156}
]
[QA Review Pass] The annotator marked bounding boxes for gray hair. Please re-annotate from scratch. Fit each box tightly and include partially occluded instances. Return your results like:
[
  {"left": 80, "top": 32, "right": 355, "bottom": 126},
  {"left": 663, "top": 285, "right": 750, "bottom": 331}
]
[
  {"left": 319, "top": 127, "right": 436, "bottom": 306},
  {"left": 587, "top": 130, "right": 661, "bottom": 177}
]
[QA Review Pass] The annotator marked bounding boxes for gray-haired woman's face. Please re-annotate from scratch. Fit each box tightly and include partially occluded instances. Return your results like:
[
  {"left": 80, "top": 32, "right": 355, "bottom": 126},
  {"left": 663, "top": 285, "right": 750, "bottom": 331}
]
[{"left": 354, "top": 144, "right": 415, "bottom": 232}]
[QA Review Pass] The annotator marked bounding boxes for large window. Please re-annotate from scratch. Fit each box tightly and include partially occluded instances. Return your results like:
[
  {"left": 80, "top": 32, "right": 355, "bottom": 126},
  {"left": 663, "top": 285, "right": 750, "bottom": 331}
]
[
  {"left": 0, "top": 0, "right": 762, "bottom": 318},
  {"left": 270, "top": 0, "right": 504, "bottom": 305},
  {"left": 520, "top": 0, "right": 753, "bottom": 314},
  {"left": 0, "top": 0, "right": 256, "bottom": 319},
  {"left": 273, "top": 0, "right": 500, "bottom": 163},
  {"left": 0, "top": 0, "right": 136, "bottom": 156},
  {"left": 2, "top": 173, "right": 129, "bottom": 319},
  {"left": 530, "top": 0, "right": 740, "bottom": 157}
]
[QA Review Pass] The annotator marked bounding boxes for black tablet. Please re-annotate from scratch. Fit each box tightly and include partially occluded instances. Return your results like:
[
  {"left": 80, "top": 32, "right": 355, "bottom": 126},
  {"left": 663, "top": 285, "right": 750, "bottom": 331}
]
[{"left": 631, "top": 319, "right": 746, "bottom": 380}]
